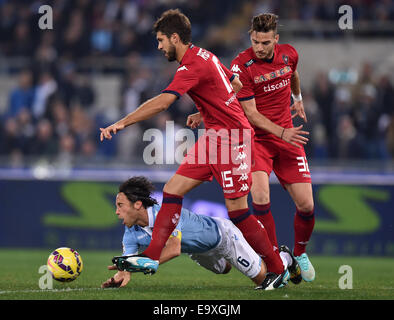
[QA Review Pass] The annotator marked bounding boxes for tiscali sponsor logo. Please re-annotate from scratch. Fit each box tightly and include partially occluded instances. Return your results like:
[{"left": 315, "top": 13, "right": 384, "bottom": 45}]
[{"left": 263, "top": 79, "right": 290, "bottom": 93}]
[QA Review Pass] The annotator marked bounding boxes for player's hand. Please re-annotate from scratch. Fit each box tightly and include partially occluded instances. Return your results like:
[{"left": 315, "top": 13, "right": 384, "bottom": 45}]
[
  {"left": 101, "top": 265, "right": 131, "bottom": 288},
  {"left": 290, "top": 100, "right": 307, "bottom": 123},
  {"left": 99, "top": 123, "right": 125, "bottom": 141},
  {"left": 186, "top": 112, "right": 202, "bottom": 129},
  {"left": 281, "top": 125, "right": 309, "bottom": 148}
]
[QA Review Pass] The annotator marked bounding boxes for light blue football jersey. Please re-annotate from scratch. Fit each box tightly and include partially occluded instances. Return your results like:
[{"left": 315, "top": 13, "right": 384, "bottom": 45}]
[{"left": 122, "top": 204, "right": 221, "bottom": 255}]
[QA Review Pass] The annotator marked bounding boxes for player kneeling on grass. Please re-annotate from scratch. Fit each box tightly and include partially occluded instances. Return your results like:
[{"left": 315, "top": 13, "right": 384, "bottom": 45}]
[{"left": 101, "top": 176, "right": 298, "bottom": 290}]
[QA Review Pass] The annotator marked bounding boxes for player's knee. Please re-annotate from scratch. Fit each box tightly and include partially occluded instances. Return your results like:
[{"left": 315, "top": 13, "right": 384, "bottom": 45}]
[
  {"left": 296, "top": 200, "right": 314, "bottom": 214},
  {"left": 251, "top": 190, "right": 270, "bottom": 204},
  {"left": 162, "top": 181, "right": 175, "bottom": 194},
  {"left": 162, "top": 181, "right": 184, "bottom": 196}
]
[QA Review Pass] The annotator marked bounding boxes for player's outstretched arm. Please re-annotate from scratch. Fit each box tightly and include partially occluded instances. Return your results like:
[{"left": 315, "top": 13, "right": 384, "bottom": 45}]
[
  {"left": 159, "top": 236, "right": 181, "bottom": 264},
  {"left": 240, "top": 98, "right": 309, "bottom": 148},
  {"left": 100, "top": 93, "right": 177, "bottom": 141},
  {"left": 101, "top": 265, "right": 131, "bottom": 288}
]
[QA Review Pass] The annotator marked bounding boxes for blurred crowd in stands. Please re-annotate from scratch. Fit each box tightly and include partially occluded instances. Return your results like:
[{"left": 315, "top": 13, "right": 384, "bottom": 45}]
[{"left": 0, "top": 0, "right": 393, "bottom": 167}]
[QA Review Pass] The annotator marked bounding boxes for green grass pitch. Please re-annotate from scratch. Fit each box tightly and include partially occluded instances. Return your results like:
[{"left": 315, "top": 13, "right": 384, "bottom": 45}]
[{"left": 0, "top": 248, "right": 393, "bottom": 300}]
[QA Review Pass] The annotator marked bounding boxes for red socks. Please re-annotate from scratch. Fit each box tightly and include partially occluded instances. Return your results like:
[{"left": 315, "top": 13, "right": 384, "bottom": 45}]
[
  {"left": 252, "top": 202, "right": 278, "bottom": 251},
  {"left": 142, "top": 192, "right": 183, "bottom": 260},
  {"left": 293, "top": 208, "right": 315, "bottom": 256},
  {"left": 253, "top": 203, "right": 315, "bottom": 257},
  {"left": 228, "top": 208, "right": 284, "bottom": 275}
]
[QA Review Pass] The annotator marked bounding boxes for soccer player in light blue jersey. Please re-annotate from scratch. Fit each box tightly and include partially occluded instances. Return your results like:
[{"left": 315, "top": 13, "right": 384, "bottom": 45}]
[{"left": 101, "top": 177, "right": 298, "bottom": 290}]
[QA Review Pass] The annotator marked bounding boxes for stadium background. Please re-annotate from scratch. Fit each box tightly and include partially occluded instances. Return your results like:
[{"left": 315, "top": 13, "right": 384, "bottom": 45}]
[{"left": 0, "top": 0, "right": 393, "bottom": 295}]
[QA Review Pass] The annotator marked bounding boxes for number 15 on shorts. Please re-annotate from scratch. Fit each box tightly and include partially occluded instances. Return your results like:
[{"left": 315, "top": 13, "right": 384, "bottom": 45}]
[{"left": 221, "top": 170, "right": 234, "bottom": 188}]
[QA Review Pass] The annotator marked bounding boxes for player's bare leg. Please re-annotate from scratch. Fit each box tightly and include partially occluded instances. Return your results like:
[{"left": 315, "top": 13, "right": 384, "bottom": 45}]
[
  {"left": 285, "top": 182, "right": 314, "bottom": 213},
  {"left": 250, "top": 171, "right": 279, "bottom": 250},
  {"left": 162, "top": 173, "right": 205, "bottom": 196},
  {"left": 250, "top": 171, "right": 270, "bottom": 204},
  {"left": 285, "top": 182, "right": 316, "bottom": 282}
]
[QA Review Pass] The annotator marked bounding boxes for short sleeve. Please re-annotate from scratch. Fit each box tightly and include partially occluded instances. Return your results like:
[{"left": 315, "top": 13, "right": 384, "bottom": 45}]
[
  {"left": 230, "top": 58, "right": 255, "bottom": 101},
  {"left": 122, "top": 228, "right": 139, "bottom": 256},
  {"left": 293, "top": 52, "right": 298, "bottom": 72},
  {"left": 162, "top": 64, "right": 199, "bottom": 98},
  {"left": 220, "top": 61, "right": 236, "bottom": 82},
  {"left": 286, "top": 44, "right": 299, "bottom": 72}
]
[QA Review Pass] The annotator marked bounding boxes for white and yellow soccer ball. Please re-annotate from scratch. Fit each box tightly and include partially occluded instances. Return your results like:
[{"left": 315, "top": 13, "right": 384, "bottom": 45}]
[{"left": 47, "top": 247, "right": 83, "bottom": 282}]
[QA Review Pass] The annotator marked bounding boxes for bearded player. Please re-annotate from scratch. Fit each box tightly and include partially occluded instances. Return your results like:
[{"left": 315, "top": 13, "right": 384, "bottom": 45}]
[
  {"left": 99, "top": 9, "right": 302, "bottom": 289},
  {"left": 229, "top": 13, "right": 315, "bottom": 282}
]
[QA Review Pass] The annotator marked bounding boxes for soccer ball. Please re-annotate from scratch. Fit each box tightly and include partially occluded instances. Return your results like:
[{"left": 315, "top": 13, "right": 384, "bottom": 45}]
[{"left": 47, "top": 247, "right": 83, "bottom": 282}]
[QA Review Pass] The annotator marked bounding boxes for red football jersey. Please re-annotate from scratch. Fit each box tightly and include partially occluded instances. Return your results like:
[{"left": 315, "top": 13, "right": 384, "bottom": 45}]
[
  {"left": 163, "top": 44, "right": 253, "bottom": 134},
  {"left": 230, "top": 44, "right": 298, "bottom": 137}
]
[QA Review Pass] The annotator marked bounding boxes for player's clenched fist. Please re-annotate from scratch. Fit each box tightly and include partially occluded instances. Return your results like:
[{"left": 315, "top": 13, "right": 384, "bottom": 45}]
[{"left": 100, "top": 123, "right": 125, "bottom": 141}]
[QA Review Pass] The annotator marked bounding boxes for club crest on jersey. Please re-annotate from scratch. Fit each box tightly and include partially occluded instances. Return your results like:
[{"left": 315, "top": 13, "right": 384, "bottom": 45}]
[
  {"left": 282, "top": 54, "right": 289, "bottom": 65},
  {"left": 254, "top": 66, "right": 292, "bottom": 83}
]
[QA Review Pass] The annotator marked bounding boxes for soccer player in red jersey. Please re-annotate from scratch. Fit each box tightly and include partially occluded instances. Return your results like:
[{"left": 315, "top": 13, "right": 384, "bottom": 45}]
[
  {"left": 100, "top": 9, "right": 297, "bottom": 289},
  {"left": 230, "top": 13, "right": 315, "bottom": 282}
]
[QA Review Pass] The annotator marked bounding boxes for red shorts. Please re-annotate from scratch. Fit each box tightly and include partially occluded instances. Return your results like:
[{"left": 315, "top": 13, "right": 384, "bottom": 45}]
[
  {"left": 176, "top": 132, "right": 253, "bottom": 199},
  {"left": 253, "top": 134, "right": 312, "bottom": 188}
]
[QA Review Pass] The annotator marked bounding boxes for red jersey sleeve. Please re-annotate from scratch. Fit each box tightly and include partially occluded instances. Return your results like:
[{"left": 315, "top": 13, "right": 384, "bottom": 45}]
[
  {"left": 162, "top": 64, "right": 199, "bottom": 98},
  {"left": 285, "top": 44, "right": 299, "bottom": 72},
  {"left": 220, "top": 62, "right": 236, "bottom": 82},
  {"left": 230, "top": 57, "right": 255, "bottom": 101}
]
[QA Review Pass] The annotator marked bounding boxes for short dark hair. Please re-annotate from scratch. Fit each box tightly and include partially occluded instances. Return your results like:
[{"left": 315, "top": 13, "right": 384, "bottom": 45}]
[
  {"left": 153, "top": 9, "right": 191, "bottom": 44},
  {"left": 119, "top": 176, "right": 158, "bottom": 208},
  {"left": 249, "top": 13, "right": 279, "bottom": 34}
]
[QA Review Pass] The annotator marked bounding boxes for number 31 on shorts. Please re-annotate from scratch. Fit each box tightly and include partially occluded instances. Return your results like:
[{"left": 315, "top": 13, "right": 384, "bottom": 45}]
[{"left": 297, "top": 156, "right": 310, "bottom": 173}]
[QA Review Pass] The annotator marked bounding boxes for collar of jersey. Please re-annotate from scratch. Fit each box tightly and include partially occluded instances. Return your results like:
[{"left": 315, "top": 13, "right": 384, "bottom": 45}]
[{"left": 179, "top": 43, "right": 194, "bottom": 65}]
